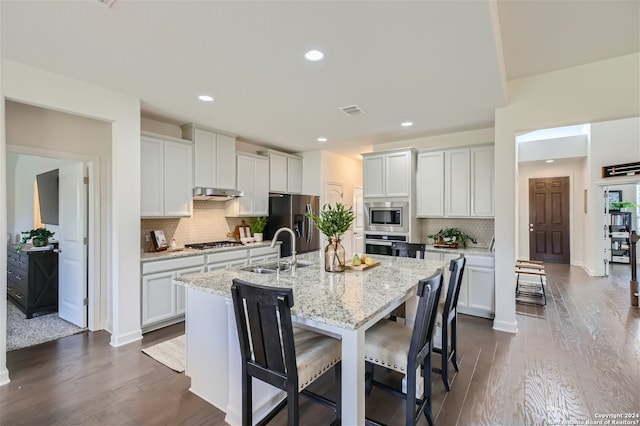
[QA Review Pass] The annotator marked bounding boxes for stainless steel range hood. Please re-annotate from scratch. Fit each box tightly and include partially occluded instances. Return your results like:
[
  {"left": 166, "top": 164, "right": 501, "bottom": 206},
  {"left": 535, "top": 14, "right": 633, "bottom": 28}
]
[{"left": 193, "top": 187, "right": 243, "bottom": 201}]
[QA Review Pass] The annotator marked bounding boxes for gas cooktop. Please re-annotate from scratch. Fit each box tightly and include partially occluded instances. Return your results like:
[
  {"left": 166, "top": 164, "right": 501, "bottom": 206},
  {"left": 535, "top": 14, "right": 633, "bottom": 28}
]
[{"left": 185, "top": 241, "right": 245, "bottom": 250}]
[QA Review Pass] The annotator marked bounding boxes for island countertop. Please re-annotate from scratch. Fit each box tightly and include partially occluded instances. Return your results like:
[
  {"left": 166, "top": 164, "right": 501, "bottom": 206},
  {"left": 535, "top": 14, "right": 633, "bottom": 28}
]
[{"left": 174, "top": 251, "right": 447, "bottom": 330}]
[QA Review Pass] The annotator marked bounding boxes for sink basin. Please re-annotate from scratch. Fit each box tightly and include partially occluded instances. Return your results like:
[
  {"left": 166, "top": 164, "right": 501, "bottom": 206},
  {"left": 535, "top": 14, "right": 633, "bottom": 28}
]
[{"left": 241, "top": 260, "right": 314, "bottom": 274}]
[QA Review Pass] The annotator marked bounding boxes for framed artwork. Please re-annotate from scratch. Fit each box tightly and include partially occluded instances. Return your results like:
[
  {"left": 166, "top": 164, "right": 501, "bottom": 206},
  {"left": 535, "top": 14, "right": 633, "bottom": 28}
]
[{"left": 608, "top": 190, "right": 622, "bottom": 211}]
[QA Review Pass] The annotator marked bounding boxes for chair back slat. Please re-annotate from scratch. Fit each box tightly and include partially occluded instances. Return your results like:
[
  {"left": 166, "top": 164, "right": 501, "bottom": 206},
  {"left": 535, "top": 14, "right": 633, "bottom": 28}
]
[
  {"left": 409, "top": 270, "right": 443, "bottom": 362},
  {"left": 444, "top": 255, "right": 466, "bottom": 315},
  {"left": 391, "top": 242, "right": 426, "bottom": 259}
]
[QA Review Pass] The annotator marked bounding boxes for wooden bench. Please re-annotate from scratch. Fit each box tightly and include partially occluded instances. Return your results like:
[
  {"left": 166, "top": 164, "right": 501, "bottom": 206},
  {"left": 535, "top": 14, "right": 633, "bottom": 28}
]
[{"left": 515, "top": 259, "right": 546, "bottom": 306}]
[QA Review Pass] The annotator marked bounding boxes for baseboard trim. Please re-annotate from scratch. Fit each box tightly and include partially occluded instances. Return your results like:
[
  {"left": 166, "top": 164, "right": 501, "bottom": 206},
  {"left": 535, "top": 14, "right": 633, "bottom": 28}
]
[
  {"left": 109, "top": 329, "right": 143, "bottom": 347},
  {"left": 0, "top": 367, "right": 10, "bottom": 386},
  {"left": 493, "top": 319, "right": 518, "bottom": 334}
]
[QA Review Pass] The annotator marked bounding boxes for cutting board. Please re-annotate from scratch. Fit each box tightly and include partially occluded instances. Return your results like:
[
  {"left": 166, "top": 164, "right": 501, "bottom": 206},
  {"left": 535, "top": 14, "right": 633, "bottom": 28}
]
[{"left": 345, "top": 259, "right": 381, "bottom": 271}]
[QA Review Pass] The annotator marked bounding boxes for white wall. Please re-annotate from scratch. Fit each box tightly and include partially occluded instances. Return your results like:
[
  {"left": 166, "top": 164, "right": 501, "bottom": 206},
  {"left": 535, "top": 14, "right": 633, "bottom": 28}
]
[
  {"left": 517, "top": 158, "right": 586, "bottom": 266},
  {"left": 373, "top": 127, "right": 494, "bottom": 152},
  {"left": 494, "top": 53, "right": 640, "bottom": 334},
  {"left": 1, "top": 59, "right": 143, "bottom": 373}
]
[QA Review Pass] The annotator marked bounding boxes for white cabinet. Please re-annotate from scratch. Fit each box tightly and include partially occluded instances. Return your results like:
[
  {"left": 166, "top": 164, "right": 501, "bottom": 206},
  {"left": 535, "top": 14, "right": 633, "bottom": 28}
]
[
  {"left": 206, "top": 250, "right": 248, "bottom": 272},
  {"left": 260, "top": 150, "right": 303, "bottom": 194},
  {"left": 141, "top": 255, "right": 205, "bottom": 332},
  {"left": 456, "top": 255, "right": 495, "bottom": 319},
  {"left": 416, "top": 152, "right": 445, "bottom": 217},
  {"left": 362, "top": 150, "right": 414, "bottom": 198},
  {"left": 141, "top": 133, "right": 193, "bottom": 218},
  {"left": 416, "top": 145, "right": 494, "bottom": 218},
  {"left": 226, "top": 153, "right": 269, "bottom": 217},
  {"left": 248, "top": 246, "right": 280, "bottom": 264},
  {"left": 181, "top": 124, "right": 237, "bottom": 190}
]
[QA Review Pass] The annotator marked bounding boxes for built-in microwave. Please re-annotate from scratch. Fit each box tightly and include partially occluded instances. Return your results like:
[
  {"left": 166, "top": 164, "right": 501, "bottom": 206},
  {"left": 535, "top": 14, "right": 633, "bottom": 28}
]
[{"left": 364, "top": 201, "right": 409, "bottom": 233}]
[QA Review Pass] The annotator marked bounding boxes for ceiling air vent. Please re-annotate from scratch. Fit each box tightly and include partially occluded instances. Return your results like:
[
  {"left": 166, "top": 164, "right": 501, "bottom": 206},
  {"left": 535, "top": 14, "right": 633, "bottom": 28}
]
[{"left": 340, "top": 105, "right": 365, "bottom": 116}]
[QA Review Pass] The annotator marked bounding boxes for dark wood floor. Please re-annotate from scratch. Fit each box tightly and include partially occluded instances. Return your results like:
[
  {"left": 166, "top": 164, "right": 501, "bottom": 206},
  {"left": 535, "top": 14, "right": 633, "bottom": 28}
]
[{"left": 1, "top": 263, "right": 638, "bottom": 425}]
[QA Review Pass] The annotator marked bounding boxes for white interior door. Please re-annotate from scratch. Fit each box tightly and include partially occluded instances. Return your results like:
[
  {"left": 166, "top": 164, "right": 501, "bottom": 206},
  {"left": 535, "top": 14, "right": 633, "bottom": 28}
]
[
  {"left": 352, "top": 186, "right": 364, "bottom": 254},
  {"left": 58, "top": 162, "right": 87, "bottom": 327}
]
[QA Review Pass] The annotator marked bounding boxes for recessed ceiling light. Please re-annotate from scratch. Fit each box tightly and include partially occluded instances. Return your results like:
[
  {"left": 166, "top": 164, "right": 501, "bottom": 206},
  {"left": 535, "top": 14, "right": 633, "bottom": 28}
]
[
  {"left": 401, "top": 121, "right": 413, "bottom": 127},
  {"left": 304, "top": 50, "right": 324, "bottom": 62},
  {"left": 198, "top": 95, "right": 214, "bottom": 102},
  {"left": 546, "top": 159, "right": 555, "bottom": 163},
  {"left": 317, "top": 137, "right": 328, "bottom": 143}
]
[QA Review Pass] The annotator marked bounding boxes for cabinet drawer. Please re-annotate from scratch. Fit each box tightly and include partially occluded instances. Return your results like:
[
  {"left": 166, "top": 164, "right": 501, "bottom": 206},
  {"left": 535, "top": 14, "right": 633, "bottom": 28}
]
[
  {"left": 142, "top": 255, "right": 205, "bottom": 275},
  {"left": 7, "top": 281, "right": 27, "bottom": 308},
  {"left": 7, "top": 252, "right": 28, "bottom": 273},
  {"left": 206, "top": 250, "right": 248, "bottom": 265}
]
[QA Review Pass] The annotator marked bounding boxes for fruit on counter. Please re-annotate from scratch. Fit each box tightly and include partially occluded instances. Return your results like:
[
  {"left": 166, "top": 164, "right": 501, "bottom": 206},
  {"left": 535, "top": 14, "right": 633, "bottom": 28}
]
[
  {"left": 364, "top": 256, "right": 375, "bottom": 266},
  {"left": 352, "top": 254, "right": 361, "bottom": 266},
  {"left": 360, "top": 254, "right": 367, "bottom": 263}
]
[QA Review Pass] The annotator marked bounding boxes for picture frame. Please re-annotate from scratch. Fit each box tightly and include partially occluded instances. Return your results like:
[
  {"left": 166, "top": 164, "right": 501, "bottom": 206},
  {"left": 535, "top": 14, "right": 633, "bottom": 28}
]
[
  {"left": 608, "top": 190, "right": 622, "bottom": 211},
  {"left": 150, "top": 230, "right": 169, "bottom": 251}
]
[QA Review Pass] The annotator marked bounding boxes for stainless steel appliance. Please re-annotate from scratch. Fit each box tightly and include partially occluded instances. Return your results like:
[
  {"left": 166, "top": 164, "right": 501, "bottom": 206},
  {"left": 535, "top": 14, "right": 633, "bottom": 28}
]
[
  {"left": 364, "top": 233, "right": 408, "bottom": 256},
  {"left": 266, "top": 194, "right": 320, "bottom": 257},
  {"left": 185, "top": 241, "right": 244, "bottom": 250},
  {"left": 364, "top": 201, "right": 409, "bottom": 234}
]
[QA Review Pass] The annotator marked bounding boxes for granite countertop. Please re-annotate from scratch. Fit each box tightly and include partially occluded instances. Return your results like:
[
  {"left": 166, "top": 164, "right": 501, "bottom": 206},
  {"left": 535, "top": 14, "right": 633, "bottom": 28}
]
[
  {"left": 174, "top": 251, "right": 448, "bottom": 330},
  {"left": 424, "top": 245, "right": 494, "bottom": 257},
  {"left": 140, "top": 240, "right": 279, "bottom": 263}
]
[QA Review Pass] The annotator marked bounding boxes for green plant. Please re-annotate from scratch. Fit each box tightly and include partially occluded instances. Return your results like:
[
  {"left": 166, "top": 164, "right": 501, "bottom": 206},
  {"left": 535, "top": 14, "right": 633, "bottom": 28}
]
[
  {"left": 16, "top": 227, "right": 55, "bottom": 252},
  {"left": 305, "top": 203, "right": 355, "bottom": 240},
  {"left": 610, "top": 200, "right": 637, "bottom": 210},
  {"left": 250, "top": 216, "right": 268, "bottom": 234},
  {"left": 427, "top": 227, "right": 477, "bottom": 248}
]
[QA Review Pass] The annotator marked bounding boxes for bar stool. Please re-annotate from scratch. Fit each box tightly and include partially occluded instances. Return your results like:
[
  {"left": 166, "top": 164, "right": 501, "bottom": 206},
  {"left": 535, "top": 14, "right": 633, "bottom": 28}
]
[
  {"left": 389, "top": 242, "right": 426, "bottom": 322},
  {"left": 515, "top": 259, "right": 547, "bottom": 306}
]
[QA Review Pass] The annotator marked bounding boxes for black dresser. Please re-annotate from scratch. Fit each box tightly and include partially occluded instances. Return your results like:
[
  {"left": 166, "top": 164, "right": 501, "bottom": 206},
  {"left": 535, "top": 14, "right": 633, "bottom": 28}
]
[{"left": 7, "top": 244, "right": 59, "bottom": 318}]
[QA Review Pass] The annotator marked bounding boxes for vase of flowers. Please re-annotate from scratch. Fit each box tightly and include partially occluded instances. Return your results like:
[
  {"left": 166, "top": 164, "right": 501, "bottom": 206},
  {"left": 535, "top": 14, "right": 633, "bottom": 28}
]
[{"left": 306, "top": 203, "right": 355, "bottom": 272}]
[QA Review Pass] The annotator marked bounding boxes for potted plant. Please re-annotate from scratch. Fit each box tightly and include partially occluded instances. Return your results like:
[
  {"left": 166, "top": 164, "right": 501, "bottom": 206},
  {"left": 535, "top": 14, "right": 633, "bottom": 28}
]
[
  {"left": 610, "top": 200, "right": 637, "bottom": 211},
  {"left": 306, "top": 203, "right": 355, "bottom": 272},
  {"left": 250, "top": 216, "right": 268, "bottom": 242},
  {"left": 16, "top": 227, "right": 55, "bottom": 252},
  {"left": 428, "top": 227, "right": 477, "bottom": 248}
]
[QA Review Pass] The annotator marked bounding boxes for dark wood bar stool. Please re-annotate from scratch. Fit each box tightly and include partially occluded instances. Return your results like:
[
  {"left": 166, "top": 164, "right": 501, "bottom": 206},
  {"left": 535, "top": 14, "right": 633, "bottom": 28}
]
[
  {"left": 231, "top": 278, "right": 342, "bottom": 426},
  {"left": 364, "top": 270, "right": 443, "bottom": 426},
  {"left": 390, "top": 242, "right": 426, "bottom": 321},
  {"left": 432, "top": 254, "right": 466, "bottom": 391}
]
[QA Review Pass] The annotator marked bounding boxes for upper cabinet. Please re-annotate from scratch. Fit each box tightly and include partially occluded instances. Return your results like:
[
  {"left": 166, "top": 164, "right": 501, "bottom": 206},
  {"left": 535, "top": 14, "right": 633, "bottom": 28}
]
[
  {"left": 141, "top": 132, "right": 193, "bottom": 218},
  {"left": 181, "top": 124, "right": 237, "bottom": 190},
  {"left": 225, "top": 152, "right": 269, "bottom": 217},
  {"left": 416, "top": 145, "right": 494, "bottom": 218},
  {"left": 362, "top": 149, "right": 415, "bottom": 198},
  {"left": 259, "top": 150, "right": 302, "bottom": 194}
]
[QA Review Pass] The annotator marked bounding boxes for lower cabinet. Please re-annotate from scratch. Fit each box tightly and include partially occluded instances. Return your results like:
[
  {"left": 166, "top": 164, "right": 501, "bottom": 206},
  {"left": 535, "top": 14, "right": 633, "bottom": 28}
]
[
  {"left": 141, "top": 255, "right": 205, "bottom": 332},
  {"left": 248, "top": 246, "right": 280, "bottom": 264}
]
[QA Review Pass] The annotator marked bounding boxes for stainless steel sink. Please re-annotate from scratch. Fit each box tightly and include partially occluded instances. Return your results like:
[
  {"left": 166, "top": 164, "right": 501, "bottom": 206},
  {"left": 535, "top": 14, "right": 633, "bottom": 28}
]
[{"left": 241, "top": 260, "right": 314, "bottom": 274}]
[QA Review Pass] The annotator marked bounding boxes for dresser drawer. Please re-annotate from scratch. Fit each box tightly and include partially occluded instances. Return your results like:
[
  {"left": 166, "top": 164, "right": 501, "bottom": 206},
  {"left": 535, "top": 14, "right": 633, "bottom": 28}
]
[{"left": 7, "top": 251, "right": 28, "bottom": 274}]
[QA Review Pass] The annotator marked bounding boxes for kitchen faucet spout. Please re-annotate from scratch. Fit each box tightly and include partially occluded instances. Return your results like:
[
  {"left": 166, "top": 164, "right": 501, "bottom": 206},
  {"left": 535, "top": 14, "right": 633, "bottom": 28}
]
[{"left": 271, "top": 227, "right": 297, "bottom": 272}]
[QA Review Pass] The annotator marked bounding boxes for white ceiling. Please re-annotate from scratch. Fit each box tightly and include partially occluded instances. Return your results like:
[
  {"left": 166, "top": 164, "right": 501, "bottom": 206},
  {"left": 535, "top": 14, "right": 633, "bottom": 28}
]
[{"left": 1, "top": 1, "right": 638, "bottom": 157}]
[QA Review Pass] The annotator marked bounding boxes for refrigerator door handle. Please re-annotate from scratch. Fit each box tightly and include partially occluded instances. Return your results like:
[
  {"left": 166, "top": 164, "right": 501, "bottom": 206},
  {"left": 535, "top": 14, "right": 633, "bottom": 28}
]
[{"left": 306, "top": 203, "right": 313, "bottom": 243}]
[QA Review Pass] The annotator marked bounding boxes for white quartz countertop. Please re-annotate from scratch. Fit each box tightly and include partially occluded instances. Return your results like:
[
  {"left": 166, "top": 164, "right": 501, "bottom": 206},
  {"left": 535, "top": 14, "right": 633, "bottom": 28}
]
[
  {"left": 174, "top": 251, "right": 447, "bottom": 330},
  {"left": 140, "top": 240, "right": 279, "bottom": 263},
  {"left": 424, "top": 245, "right": 494, "bottom": 257}
]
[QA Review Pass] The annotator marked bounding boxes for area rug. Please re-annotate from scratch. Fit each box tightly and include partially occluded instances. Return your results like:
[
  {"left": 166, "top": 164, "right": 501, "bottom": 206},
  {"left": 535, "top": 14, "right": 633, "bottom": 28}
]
[
  {"left": 142, "top": 335, "right": 186, "bottom": 372},
  {"left": 6, "top": 301, "right": 85, "bottom": 351}
]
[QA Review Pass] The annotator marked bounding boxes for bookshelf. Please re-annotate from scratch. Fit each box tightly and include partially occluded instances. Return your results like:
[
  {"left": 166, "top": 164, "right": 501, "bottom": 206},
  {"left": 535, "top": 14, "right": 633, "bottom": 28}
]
[{"left": 610, "top": 211, "right": 632, "bottom": 263}]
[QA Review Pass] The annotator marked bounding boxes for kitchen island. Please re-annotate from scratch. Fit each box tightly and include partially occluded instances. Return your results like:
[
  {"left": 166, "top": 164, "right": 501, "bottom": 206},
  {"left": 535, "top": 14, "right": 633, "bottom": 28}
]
[{"left": 174, "top": 251, "right": 447, "bottom": 426}]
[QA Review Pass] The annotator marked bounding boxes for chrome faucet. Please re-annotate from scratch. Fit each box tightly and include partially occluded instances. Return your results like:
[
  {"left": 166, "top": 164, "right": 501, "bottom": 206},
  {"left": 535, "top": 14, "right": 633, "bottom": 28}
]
[{"left": 271, "top": 227, "right": 297, "bottom": 272}]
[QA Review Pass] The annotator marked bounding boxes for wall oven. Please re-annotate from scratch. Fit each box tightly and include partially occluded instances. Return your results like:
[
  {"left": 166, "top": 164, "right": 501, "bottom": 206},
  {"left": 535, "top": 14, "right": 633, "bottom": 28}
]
[
  {"left": 364, "top": 201, "right": 409, "bottom": 234},
  {"left": 365, "top": 233, "right": 408, "bottom": 256}
]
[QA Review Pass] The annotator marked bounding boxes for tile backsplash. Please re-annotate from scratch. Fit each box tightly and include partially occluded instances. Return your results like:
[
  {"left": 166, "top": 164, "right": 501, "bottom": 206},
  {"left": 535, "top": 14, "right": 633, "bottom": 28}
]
[
  {"left": 421, "top": 218, "right": 494, "bottom": 248},
  {"left": 141, "top": 201, "right": 250, "bottom": 252}
]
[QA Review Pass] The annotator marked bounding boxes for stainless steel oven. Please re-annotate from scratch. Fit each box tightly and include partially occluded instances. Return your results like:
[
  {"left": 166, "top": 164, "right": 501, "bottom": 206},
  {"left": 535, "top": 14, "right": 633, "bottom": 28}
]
[
  {"left": 364, "top": 233, "right": 408, "bottom": 256},
  {"left": 364, "top": 201, "right": 409, "bottom": 234}
]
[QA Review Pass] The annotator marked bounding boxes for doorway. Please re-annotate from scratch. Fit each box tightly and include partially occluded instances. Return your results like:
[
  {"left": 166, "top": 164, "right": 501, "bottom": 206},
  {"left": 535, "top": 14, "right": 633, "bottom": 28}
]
[{"left": 528, "top": 176, "right": 570, "bottom": 263}]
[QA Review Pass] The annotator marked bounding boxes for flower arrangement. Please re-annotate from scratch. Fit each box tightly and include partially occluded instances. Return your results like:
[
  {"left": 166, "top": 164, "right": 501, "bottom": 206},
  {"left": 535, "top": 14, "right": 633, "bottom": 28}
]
[{"left": 306, "top": 203, "right": 355, "bottom": 272}]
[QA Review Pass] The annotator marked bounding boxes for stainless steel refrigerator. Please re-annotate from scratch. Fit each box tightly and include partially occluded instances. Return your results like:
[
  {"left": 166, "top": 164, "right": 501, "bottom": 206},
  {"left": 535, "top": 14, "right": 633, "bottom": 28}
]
[{"left": 266, "top": 194, "right": 320, "bottom": 257}]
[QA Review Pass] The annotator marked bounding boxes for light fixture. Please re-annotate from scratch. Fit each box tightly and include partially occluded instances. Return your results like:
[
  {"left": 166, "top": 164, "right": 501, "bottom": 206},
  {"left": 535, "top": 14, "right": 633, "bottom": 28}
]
[
  {"left": 401, "top": 121, "right": 413, "bottom": 127},
  {"left": 198, "top": 95, "right": 214, "bottom": 102},
  {"left": 304, "top": 50, "right": 324, "bottom": 62},
  {"left": 317, "top": 137, "right": 328, "bottom": 143},
  {"left": 546, "top": 159, "right": 555, "bottom": 163}
]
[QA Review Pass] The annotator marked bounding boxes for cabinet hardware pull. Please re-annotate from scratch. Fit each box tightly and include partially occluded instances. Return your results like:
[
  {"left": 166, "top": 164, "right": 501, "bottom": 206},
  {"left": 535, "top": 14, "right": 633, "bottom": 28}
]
[{"left": 15, "top": 293, "right": 23, "bottom": 299}]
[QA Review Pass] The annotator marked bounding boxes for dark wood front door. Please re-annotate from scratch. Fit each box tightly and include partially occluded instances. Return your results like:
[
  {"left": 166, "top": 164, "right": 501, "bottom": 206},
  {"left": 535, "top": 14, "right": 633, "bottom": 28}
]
[{"left": 529, "top": 177, "right": 570, "bottom": 263}]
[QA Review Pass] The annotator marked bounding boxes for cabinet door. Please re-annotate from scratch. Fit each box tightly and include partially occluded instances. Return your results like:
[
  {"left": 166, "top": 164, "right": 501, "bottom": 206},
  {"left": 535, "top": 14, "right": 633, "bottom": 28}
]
[
  {"left": 141, "top": 271, "right": 176, "bottom": 326},
  {"left": 363, "top": 155, "right": 385, "bottom": 198},
  {"left": 164, "top": 140, "right": 193, "bottom": 217},
  {"left": 216, "top": 133, "right": 237, "bottom": 190},
  {"left": 385, "top": 151, "right": 411, "bottom": 197},
  {"left": 235, "top": 155, "right": 255, "bottom": 216},
  {"left": 141, "top": 137, "right": 164, "bottom": 217},
  {"left": 471, "top": 146, "right": 494, "bottom": 217},
  {"left": 269, "top": 153, "right": 288, "bottom": 193},
  {"left": 445, "top": 149, "right": 470, "bottom": 217},
  {"left": 193, "top": 127, "right": 217, "bottom": 188},
  {"left": 416, "top": 152, "right": 445, "bottom": 217},
  {"left": 254, "top": 157, "right": 270, "bottom": 215},
  {"left": 287, "top": 156, "right": 303, "bottom": 194},
  {"left": 466, "top": 265, "right": 495, "bottom": 315}
]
